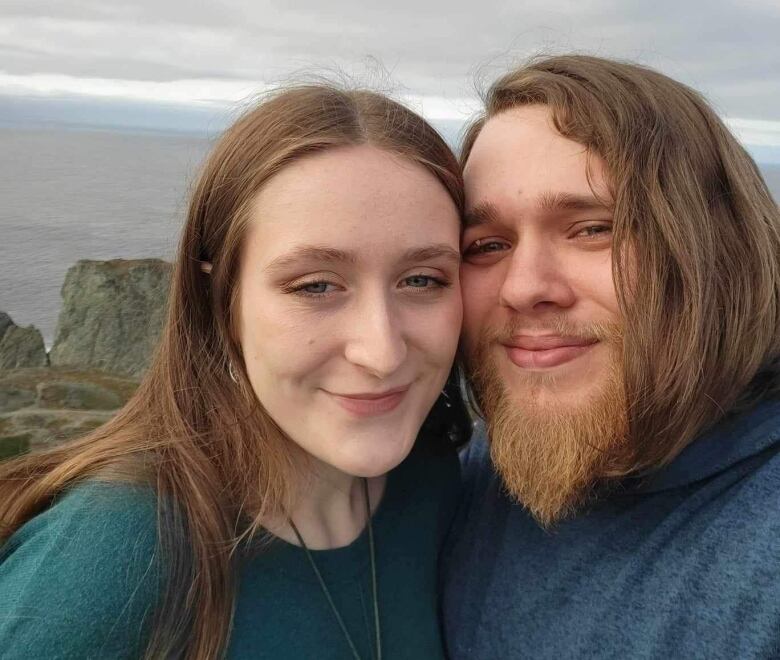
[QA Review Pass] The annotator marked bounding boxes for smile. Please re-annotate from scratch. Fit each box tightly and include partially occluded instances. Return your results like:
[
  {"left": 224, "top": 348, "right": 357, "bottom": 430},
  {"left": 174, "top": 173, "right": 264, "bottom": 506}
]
[
  {"left": 502, "top": 335, "right": 598, "bottom": 369},
  {"left": 326, "top": 386, "right": 410, "bottom": 416}
]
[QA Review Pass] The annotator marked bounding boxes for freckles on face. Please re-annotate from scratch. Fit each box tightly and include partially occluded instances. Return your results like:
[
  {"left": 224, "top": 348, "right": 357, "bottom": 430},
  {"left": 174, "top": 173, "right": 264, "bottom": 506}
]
[{"left": 234, "top": 144, "right": 462, "bottom": 478}]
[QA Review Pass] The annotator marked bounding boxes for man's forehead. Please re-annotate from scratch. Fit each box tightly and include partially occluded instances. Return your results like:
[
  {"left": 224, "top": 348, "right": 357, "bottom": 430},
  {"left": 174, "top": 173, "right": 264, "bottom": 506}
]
[
  {"left": 466, "top": 106, "right": 559, "bottom": 159},
  {"left": 463, "top": 108, "right": 613, "bottom": 218},
  {"left": 466, "top": 109, "right": 592, "bottom": 174}
]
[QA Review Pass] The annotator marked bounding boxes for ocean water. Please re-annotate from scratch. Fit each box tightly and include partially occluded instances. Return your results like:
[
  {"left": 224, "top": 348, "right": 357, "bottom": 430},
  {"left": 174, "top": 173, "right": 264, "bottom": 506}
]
[
  {"left": 0, "top": 127, "right": 210, "bottom": 345},
  {"left": 1, "top": 125, "right": 779, "bottom": 346}
]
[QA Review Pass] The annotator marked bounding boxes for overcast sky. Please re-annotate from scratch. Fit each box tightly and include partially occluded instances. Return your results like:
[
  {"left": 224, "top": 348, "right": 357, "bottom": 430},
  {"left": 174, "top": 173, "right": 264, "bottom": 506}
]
[{"left": 1, "top": 0, "right": 778, "bottom": 145}]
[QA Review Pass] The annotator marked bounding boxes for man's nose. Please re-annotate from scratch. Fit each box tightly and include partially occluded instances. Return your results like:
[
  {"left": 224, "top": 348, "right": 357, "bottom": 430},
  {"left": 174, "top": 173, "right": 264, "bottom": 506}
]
[
  {"left": 498, "top": 240, "right": 576, "bottom": 313},
  {"left": 344, "top": 295, "right": 407, "bottom": 378}
]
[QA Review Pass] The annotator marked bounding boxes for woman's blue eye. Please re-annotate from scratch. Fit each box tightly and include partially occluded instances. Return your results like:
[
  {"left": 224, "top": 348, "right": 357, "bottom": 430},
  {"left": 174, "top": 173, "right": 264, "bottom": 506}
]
[
  {"left": 402, "top": 274, "right": 448, "bottom": 290},
  {"left": 405, "top": 275, "right": 435, "bottom": 288},
  {"left": 301, "top": 282, "right": 330, "bottom": 294}
]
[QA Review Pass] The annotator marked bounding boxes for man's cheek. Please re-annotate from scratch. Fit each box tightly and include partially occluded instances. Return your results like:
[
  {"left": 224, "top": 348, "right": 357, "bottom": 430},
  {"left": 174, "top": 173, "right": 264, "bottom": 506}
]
[
  {"left": 461, "top": 305, "right": 485, "bottom": 354},
  {"left": 462, "top": 267, "right": 494, "bottom": 308}
]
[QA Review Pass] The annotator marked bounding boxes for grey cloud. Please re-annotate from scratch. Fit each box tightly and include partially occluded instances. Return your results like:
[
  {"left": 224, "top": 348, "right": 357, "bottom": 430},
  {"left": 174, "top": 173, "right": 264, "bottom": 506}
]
[{"left": 0, "top": 0, "right": 777, "bottom": 119}]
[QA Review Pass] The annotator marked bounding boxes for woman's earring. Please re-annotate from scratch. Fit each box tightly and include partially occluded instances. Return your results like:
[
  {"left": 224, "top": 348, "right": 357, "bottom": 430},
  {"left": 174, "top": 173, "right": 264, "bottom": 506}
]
[
  {"left": 442, "top": 388, "right": 452, "bottom": 408},
  {"left": 228, "top": 361, "right": 239, "bottom": 384}
]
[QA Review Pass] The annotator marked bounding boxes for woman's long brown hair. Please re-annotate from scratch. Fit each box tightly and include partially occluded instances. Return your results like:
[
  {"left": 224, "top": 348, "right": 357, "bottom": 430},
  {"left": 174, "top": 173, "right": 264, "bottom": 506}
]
[
  {"left": 462, "top": 54, "right": 780, "bottom": 474},
  {"left": 0, "top": 85, "right": 464, "bottom": 658}
]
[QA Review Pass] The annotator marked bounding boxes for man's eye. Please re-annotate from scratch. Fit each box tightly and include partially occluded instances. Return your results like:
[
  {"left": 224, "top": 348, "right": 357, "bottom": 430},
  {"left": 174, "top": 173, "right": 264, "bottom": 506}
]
[
  {"left": 576, "top": 224, "right": 612, "bottom": 238},
  {"left": 463, "top": 238, "right": 511, "bottom": 256}
]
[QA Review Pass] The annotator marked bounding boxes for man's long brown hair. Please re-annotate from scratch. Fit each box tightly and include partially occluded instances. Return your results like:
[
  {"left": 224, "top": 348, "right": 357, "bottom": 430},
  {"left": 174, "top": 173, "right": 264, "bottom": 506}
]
[
  {"left": 0, "top": 85, "right": 464, "bottom": 658},
  {"left": 463, "top": 55, "right": 780, "bottom": 475}
]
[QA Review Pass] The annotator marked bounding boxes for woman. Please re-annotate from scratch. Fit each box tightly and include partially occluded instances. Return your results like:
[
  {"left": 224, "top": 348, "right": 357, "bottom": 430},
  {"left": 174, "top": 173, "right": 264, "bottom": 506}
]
[{"left": 0, "top": 85, "right": 470, "bottom": 659}]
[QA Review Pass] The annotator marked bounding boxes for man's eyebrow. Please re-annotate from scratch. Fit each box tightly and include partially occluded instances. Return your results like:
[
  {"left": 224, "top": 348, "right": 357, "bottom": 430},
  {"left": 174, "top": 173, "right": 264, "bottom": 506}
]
[
  {"left": 463, "top": 194, "right": 611, "bottom": 228},
  {"left": 463, "top": 202, "right": 502, "bottom": 228},
  {"left": 537, "top": 191, "right": 613, "bottom": 213},
  {"left": 265, "top": 246, "right": 357, "bottom": 273}
]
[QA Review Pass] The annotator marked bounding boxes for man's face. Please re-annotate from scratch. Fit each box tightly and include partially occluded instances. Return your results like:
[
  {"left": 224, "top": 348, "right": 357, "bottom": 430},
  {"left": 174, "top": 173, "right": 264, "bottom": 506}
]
[
  {"left": 461, "top": 105, "right": 628, "bottom": 525},
  {"left": 461, "top": 104, "right": 619, "bottom": 405}
]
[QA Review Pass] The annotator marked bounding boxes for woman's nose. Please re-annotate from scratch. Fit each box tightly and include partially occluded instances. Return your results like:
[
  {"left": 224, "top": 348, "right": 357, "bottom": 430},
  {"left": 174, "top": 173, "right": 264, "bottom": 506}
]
[{"left": 344, "top": 295, "right": 407, "bottom": 378}]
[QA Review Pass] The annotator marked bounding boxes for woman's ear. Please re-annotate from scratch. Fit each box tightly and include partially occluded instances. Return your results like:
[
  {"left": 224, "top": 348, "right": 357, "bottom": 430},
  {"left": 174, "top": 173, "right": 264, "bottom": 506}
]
[{"left": 200, "top": 261, "right": 213, "bottom": 274}]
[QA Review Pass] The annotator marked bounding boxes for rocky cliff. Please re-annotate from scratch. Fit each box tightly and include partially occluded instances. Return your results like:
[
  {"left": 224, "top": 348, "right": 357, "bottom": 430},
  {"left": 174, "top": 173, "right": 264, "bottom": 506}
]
[
  {"left": 0, "top": 312, "right": 47, "bottom": 369},
  {"left": 49, "top": 259, "right": 171, "bottom": 377},
  {"left": 0, "top": 258, "right": 171, "bottom": 459}
]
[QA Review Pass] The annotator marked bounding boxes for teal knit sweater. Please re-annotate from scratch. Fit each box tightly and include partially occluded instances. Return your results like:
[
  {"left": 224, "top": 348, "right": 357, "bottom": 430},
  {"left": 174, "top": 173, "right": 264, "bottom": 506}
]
[{"left": 1, "top": 439, "right": 459, "bottom": 659}]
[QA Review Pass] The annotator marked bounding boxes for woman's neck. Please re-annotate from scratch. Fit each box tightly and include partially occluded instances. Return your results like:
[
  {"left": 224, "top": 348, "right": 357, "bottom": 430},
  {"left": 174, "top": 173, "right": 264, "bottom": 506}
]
[{"left": 265, "top": 461, "right": 387, "bottom": 550}]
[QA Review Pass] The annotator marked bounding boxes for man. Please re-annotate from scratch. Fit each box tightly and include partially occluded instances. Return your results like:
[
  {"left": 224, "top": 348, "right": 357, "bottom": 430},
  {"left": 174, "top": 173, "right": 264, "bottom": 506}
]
[{"left": 443, "top": 55, "right": 780, "bottom": 658}]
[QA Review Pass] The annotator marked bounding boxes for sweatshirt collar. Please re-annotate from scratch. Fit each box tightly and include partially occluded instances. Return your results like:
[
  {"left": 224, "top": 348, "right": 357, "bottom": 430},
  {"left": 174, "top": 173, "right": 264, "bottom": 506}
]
[{"left": 632, "top": 399, "right": 780, "bottom": 494}]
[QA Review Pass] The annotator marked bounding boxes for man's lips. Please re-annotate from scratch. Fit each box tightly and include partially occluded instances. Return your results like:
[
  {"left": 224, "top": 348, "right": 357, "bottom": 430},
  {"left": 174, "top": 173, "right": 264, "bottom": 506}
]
[
  {"left": 502, "top": 335, "right": 598, "bottom": 369},
  {"left": 327, "top": 386, "right": 409, "bottom": 416}
]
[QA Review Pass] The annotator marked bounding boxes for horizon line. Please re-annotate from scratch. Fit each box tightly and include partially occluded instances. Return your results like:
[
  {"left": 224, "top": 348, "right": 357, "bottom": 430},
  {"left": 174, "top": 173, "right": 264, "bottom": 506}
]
[{"left": 1, "top": 71, "right": 779, "bottom": 157}]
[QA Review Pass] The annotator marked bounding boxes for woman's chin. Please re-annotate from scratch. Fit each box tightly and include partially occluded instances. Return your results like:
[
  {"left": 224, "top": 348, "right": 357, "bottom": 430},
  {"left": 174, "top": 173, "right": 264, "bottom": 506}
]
[{"left": 329, "top": 436, "right": 417, "bottom": 480}]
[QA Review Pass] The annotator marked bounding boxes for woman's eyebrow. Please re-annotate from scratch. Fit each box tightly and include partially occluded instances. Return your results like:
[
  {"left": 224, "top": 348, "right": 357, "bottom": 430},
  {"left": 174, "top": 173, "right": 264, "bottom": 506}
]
[
  {"left": 400, "top": 245, "right": 461, "bottom": 265},
  {"left": 265, "top": 243, "right": 460, "bottom": 273},
  {"left": 265, "top": 246, "right": 357, "bottom": 273}
]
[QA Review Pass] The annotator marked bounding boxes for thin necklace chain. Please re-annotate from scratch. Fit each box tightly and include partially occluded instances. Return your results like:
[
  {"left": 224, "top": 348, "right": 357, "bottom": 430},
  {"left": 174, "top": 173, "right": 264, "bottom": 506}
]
[{"left": 289, "top": 477, "right": 382, "bottom": 660}]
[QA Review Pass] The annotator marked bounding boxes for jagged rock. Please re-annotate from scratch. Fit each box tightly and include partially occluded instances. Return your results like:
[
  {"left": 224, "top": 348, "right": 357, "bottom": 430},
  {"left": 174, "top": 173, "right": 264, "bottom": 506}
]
[
  {"left": 36, "top": 381, "right": 124, "bottom": 411},
  {"left": 0, "top": 313, "right": 48, "bottom": 369},
  {"left": 0, "top": 312, "right": 13, "bottom": 338},
  {"left": 49, "top": 259, "right": 171, "bottom": 377}
]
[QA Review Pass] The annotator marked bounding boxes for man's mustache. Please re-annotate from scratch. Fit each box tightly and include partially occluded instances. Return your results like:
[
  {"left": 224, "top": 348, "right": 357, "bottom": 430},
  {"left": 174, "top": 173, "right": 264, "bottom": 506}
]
[{"left": 476, "top": 315, "right": 622, "bottom": 347}]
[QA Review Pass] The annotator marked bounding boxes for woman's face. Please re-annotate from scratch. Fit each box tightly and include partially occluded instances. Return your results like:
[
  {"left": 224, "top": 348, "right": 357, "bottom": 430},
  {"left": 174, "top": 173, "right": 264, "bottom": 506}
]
[{"left": 236, "top": 144, "right": 462, "bottom": 478}]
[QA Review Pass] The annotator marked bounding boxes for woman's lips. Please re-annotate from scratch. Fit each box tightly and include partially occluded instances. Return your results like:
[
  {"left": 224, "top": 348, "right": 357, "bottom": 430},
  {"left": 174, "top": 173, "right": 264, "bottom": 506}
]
[
  {"left": 503, "top": 335, "right": 598, "bottom": 369},
  {"left": 328, "top": 387, "right": 409, "bottom": 416}
]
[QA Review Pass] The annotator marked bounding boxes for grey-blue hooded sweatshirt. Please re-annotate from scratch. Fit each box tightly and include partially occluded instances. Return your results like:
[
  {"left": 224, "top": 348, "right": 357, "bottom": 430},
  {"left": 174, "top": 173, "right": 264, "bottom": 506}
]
[{"left": 442, "top": 399, "right": 780, "bottom": 660}]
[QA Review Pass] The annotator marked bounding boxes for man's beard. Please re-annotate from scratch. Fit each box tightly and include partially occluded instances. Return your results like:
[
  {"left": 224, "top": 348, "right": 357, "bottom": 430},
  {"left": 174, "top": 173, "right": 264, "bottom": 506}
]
[{"left": 467, "top": 317, "right": 631, "bottom": 528}]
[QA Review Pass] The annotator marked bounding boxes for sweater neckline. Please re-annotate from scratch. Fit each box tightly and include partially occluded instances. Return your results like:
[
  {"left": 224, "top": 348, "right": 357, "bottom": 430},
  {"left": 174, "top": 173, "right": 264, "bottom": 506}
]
[{"left": 242, "top": 441, "right": 416, "bottom": 583}]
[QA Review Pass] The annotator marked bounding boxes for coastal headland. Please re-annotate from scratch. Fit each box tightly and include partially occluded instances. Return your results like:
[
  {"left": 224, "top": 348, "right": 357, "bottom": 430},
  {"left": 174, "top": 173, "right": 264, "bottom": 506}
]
[{"left": 0, "top": 259, "right": 170, "bottom": 458}]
